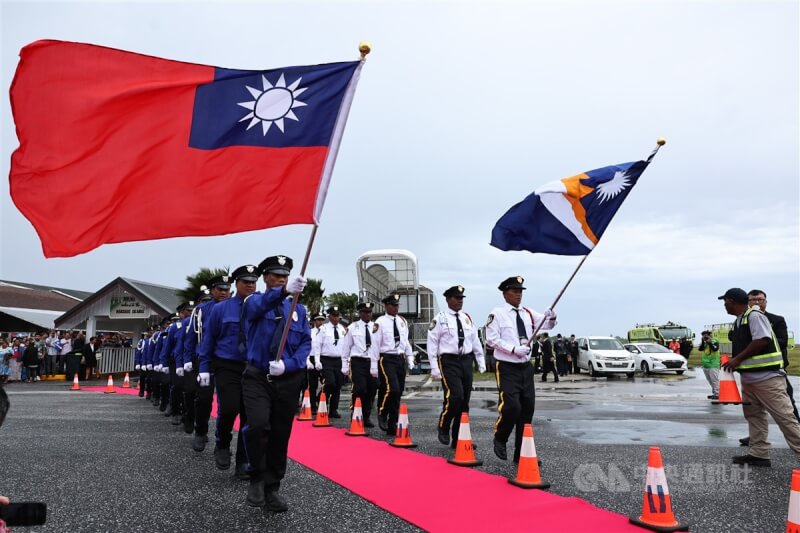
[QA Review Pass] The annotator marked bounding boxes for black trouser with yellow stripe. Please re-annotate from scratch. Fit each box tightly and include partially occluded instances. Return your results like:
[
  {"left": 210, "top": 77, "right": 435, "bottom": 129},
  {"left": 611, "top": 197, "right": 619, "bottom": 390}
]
[
  {"left": 379, "top": 354, "right": 406, "bottom": 431},
  {"left": 438, "top": 354, "right": 474, "bottom": 443},
  {"left": 494, "top": 360, "right": 535, "bottom": 460}
]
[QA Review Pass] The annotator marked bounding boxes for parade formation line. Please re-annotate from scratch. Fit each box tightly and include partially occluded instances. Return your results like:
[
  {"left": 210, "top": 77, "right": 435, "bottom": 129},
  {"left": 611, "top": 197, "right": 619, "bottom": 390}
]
[{"left": 82, "top": 386, "right": 641, "bottom": 532}]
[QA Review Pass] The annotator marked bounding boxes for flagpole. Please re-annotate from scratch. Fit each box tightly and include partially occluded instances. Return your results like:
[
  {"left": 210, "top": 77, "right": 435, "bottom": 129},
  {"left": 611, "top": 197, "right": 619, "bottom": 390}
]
[
  {"left": 273, "top": 42, "right": 371, "bottom": 363},
  {"left": 530, "top": 137, "right": 666, "bottom": 338}
]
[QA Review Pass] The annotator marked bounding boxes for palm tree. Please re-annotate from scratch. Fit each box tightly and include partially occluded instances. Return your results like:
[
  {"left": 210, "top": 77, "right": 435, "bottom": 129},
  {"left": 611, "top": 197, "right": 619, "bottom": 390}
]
[
  {"left": 326, "top": 291, "right": 359, "bottom": 323},
  {"left": 302, "top": 278, "right": 325, "bottom": 316},
  {"left": 176, "top": 267, "right": 230, "bottom": 303}
]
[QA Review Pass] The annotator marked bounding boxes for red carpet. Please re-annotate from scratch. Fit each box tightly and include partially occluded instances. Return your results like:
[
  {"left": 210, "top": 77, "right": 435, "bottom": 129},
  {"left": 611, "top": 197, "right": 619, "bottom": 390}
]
[{"left": 83, "top": 386, "right": 642, "bottom": 532}]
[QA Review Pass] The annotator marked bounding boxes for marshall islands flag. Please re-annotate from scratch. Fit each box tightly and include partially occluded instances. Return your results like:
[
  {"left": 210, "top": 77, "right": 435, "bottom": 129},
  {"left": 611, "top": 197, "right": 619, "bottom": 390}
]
[{"left": 491, "top": 149, "right": 660, "bottom": 256}]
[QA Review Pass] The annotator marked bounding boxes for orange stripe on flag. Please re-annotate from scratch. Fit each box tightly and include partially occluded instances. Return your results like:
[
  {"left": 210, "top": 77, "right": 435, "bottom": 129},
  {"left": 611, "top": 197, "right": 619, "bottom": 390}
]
[{"left": 561, "top": 173, "right": 598, "bottom": 245}]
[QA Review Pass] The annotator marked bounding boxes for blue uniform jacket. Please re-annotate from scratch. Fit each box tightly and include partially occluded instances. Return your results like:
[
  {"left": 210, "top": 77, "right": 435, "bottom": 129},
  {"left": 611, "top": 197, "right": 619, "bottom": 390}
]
[
  {"left": 173, "top": 317, "right": 189, "bottom": 367},
  {"left": 134, "top": 338, "right": 145, "bottom": 366},
  {"left": 198, "top": 296, "right": 247, "bottom": 374},
  {"left": 183, "top": 301, "right": 215, "bottom": 368},
  {"left": 158, "top": 321, "right": 181, "bottom": 367},
  {"left": 243, "top": 287, "right": 311, "bottom": 373},
  {"left": 143, "top": 332, "right": 160, "bottom": 366}
]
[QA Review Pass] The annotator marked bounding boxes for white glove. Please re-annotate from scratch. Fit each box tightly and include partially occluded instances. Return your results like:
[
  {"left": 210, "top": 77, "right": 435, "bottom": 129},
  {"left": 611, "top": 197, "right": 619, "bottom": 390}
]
[
  {"left": 269, "top": 360, "right": 286, "bottom": 376},
  {"left": 478, "top": 362, "right": 487, "bottom": 373},
  {"left": 183, "top": 362, "right": 193, "bottom": 373},
  {"left": 135, "top": 364, "right": 141, "bottom": 370},
  {"left": 154, "top": 364, "right": 162, "bottom": 373},
  {"left": 544, "top": 308, "right": 557, "bottom": 321},
  {"left": 161, "top": 365, "right": 169, "bottom": 374},
  {"left": 198, "top": 372, "right": 210, "bottom": 387},
  {"left": 430, "top": 367, "right": 442, "bottom": 380},
  {"left": 176, "top": 367, "right": 184, "bottom": 377},
  {"left": 315, "top": 360, "right": 323, "bottom": 371},
  {"left": 407, "top": 355, "right": 415, "bottom": 371},
  {"left": 514, "top": 345, "right": 531, "bottom": 356},
  {"left": 306, "top": 357, "right": 314, "bottom": 370},
  {"left": 146, "top": 364, "right": 153, "bottom": 371},
  {"left": 370, "top": 365, "right": 379, "bottom": 378},
  {"left": 286, "top": 275, "right": 307, "bottom": 294},
  {"left": 341, "top": 363, "right": 349, "bottom": 376}
]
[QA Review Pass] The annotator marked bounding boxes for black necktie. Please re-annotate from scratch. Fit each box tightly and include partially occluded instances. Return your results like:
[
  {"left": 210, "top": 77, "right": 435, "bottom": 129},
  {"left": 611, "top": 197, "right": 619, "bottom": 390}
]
[
  {"left": 454, "top": 312, "right": 465, "bottom": 352},
  {"left": 364, "top": 321, "right": 371, "bottom": 349},
  {"left": 333, "top": 326, "right": 340, "bottom": 346},
  {"left": 393, "top": 318, "right": 400, "bottom": 346},
  {"left": 514, "top": 309, "right": 527, "bottom": 341}
]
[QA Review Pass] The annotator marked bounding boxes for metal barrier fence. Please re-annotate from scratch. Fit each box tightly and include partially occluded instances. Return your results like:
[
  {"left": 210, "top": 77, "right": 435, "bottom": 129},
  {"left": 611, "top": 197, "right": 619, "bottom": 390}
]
[{"left": 97, "top": 347, "right": 135, "bottom": 374}]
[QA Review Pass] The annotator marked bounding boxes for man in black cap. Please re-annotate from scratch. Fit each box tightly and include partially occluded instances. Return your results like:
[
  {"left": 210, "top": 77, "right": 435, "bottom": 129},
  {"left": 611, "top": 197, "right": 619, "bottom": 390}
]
[
  {"left": 241, "top": 255, "right": 309, "bottom": 511},
  {"left": 160, "top": 302, "right": 194, "bottom": 425},
  {"left": 719, "top": 288, "right": 800, "bottom": 467},
  {"left": 149, "top": 317, "right": 172, "bottom": 409},
  {"left": 134, "top": 330, "right": 151, "bottom": 398},
  {"left": 179, "top": 288, "right": 212, "bottom": 435},
  {"left": 184, "top": 276, "right": 231, "bottom": 451},
  {"left": 314, "top": 306, "right": 348, "bottom": 418},
  {"left": 198, "top": 265, "right": 259, "bottom": 477},
  {"left": 485, "top": 276, "right": 557, "bottom": 462},
  {"left": 340, "top": 302, "right": 378, "bottom": 428},
  {"left": 427, "top": 285, "right": 486, "bottom": 447},
  {"left": 373, "top": 293, "right": 415, "bottom": 434},
  {"left": 306, "top": 313, "right": 326, "bottom": 414}
]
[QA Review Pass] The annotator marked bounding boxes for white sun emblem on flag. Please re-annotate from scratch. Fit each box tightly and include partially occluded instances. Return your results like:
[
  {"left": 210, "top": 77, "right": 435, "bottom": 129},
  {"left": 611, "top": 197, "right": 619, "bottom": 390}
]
[
  {"left": 595, "top": 170, "right": 631, "bottom": 203},
  {"left": 237, "top": 73, "right": 307, "bottom": 136}
]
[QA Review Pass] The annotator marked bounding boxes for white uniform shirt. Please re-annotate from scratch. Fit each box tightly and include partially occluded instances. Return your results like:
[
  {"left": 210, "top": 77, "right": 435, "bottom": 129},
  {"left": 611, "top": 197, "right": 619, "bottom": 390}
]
[
  {"left": 373, "top": 314, "right": 413, "bottom": 357},
  {"left": 312, "top": 321, "right": 347, "bottom": 359},
  {"left": 340, "top": 320, "right": 376, "bottom": 365},
  {"left": 486, "top": 303, "right": 556, "bottom": 363},
  {"left": 427, "top": 309, "right": 486, "bottom": 368}
]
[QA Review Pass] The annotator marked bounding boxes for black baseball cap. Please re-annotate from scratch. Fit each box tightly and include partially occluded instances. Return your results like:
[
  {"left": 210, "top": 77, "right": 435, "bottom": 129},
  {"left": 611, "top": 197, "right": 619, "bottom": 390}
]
[{"left": 718, "top": 288, "right": 748, "bottom": 304}]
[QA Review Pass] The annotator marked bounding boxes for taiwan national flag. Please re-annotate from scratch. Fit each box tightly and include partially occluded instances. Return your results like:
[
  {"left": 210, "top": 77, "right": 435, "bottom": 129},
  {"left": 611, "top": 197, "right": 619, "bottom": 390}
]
[
  {"left": 490, "top": 157, "right": 653, "bottom": 255},
  {"left": 9, "top": 40, "right": 363, "bottom": 258}
]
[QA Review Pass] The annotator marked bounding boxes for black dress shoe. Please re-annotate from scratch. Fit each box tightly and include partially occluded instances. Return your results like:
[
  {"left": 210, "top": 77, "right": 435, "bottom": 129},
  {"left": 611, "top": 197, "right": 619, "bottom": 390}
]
[
  {"left": 708, "top": 395, "right": 719, "bottom": 400},
  {"left": 378, "top": 414, "right": 388, "bottom": 432},
  {"left": 246, "top": 480, "right": 265, "bottom": 507},
  {"left": 192, "top": 434, "right": 207, "bottom": 452},
  {"left": 329, "top": 412, "right": 342, "bottom": 419},
  {"left": 265, "top": 491, "right": 288, "bottom": 513},
  {"left": 733, "top": 454, "right": 770, "bottom": 467},
  {"left": 739, "top": 436, "right": 750, "bottom": 446},
  {"left": 164, "top": 408, "right": 174, "bottom": 417},
  {"left": 171, "top": 415, "right": 182, "bottom": 425},
  {"left": 363, "top": 419, "right": 375, "bottom": 428},
  {"left": 159, "top": 404, "right": 168, "bottom": 412},
  {"left": 235, "top": 463, "right": 251, "bottom": 480},
  {"left": 493, "top": 437, "right": 507, "bottom": 461},
  {"left": 386, "top": 427, "right": 397, "bottom": 437},
  {"left": 214, "top": 446, "right": 231, "bottom": 470},
  {"left": 138, "top": 391, "right": 145, "bottom": 397},
  {"left": 438, "top": 428, "right": 450, "bottom": 446},
  {"left": 184, "top": 419, "right": 194, "bottom": 434}
]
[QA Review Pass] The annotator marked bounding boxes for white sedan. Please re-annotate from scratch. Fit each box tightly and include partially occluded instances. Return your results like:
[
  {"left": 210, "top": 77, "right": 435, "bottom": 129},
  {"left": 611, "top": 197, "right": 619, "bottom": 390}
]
[{"left": 624, "top": 343, "right": 688, "bottom": 375}]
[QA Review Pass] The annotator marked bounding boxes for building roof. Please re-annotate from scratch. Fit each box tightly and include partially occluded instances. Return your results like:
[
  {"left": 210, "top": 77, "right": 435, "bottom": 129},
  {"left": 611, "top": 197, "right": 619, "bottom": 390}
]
[
  {"left": 0, "top": 280, "right": 92, "bottom": 301},
  {"left": 0, "top": 284, "right": 82, "bottom": 312}
]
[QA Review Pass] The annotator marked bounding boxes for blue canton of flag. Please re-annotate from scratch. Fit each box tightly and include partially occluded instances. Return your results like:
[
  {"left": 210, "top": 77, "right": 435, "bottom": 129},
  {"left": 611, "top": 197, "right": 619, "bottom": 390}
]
[
  {"left": 189, "top": 61, "right": 360, "bottom": 149},
  {"left": 491, "top": 159, "right": 651, "bottom": 255}
]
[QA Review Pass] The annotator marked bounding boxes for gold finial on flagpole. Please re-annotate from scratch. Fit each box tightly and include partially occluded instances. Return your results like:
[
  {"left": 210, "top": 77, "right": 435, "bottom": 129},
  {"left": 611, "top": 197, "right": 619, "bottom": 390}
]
[
  {"left": 657, "top": 137, "right": 666, "bottom": 146},
  {"left": 359, "top": 41, "right": 372, "bottom": 60}
]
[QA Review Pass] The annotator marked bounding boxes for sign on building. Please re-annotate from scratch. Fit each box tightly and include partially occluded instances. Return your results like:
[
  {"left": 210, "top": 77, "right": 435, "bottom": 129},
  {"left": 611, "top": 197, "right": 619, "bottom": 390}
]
[{"left": 109, "top": 295, "right": 151, "bottom": 319}]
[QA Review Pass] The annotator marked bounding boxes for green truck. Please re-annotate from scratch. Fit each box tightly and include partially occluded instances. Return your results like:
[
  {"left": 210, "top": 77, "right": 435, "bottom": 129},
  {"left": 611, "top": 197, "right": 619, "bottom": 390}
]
[{"left": 627, "top": 322, "right": 695, "bottom": 347}]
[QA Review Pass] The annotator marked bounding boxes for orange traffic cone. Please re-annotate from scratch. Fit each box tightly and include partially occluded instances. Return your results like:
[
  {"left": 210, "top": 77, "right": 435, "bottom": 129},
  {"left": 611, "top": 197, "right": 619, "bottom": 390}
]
[
  {"left": 447, "top": 413, "right": 482, "bottom": 467},
  {"left": 389, "top": 403, "right": 417, "bottom": 448},
  {"left": 70, "top": 374, "right": 81, "bottom": 391},
  {"left": 712, "top": 354, "right": 750, "bottom": 405},
  {"left": 297, "top": 389, "right": 313, "bottom": 421},
  {"left": 508, "top": 424, "right": 549, "bottom": 489},
  {"left": 345, "top": 397, "right": 368, "bottom": 436},
  {"left": 629, "top": 447, "right": 688, "bottom": 532},
  {"left": 313, "top": 392, "right": 331, "bottom": 427},
  {"left": 787, "top": 469, "right": 800, "bottom": 533},
  {"left": 103, "top": 375, "right": 116, "bottom": 394},
  {"left": 122, "top": 373, "right": 131, "bottom": 388}
]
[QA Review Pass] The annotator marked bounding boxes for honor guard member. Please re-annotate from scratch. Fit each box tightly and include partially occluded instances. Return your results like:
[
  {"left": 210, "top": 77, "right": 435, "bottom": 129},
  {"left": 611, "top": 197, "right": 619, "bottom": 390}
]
[
  {"left": 241, "top": 255, "right": 309, "bottom": 511},
  {"left": 306, "top": 313, "right": 326, "bottom": 414},
  {"left": 185, "top": 276, "right": 231, "bottom": 451},
  {"left": 198, "top": 265, "right": 258, "bottom": 477},
  {"left": 314, "top": 306, "right": 347, "bottom": 418},
  {"left": 175, "top": 297, "right": 202, "bottom": 433},
  {"left": 134, "top": 331, "right": 150, "bottom": 398},
  {"left": 374, "top": 293, "right": 415, "bottom": 435},
  {"left": 486, "top": 276, "right": 557, "bottom": 462},
  {"left": 157, "top": 311, "right": 183, "bottom": 419},
  {"left": 427, "top": 285, "right": 487, "bottom": 447},
  {"left": 339, "top": 302, "right": 378, "bottom": 428},
  {"left": 162, "top": 303, "right": 193, "bottom": 425},
  {"left": 143, "top": 325, "right": 161, "bottom": 403},
  {"left": 150, "top": 318, "right": 171, "bottom": 408}
]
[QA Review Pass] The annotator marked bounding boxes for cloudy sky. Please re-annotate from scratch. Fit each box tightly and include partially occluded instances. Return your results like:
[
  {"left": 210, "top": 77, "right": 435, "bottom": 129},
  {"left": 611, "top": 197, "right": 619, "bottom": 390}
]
[{"left": 1, "top": 0, "right": 798, "bottom": 338}]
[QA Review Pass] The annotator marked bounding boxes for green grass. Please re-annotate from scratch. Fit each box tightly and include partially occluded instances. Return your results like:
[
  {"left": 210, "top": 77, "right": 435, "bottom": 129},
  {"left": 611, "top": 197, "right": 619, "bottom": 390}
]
[{"left": 687, "top": 347, "right": 800, "bottom": 376}]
